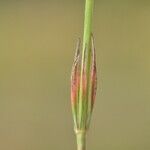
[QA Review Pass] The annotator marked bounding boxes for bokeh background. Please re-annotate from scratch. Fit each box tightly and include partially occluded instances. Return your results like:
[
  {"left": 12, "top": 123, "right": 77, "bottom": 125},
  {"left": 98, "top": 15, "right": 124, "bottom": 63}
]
[{"left": 0, "top": 0, "right": 150, "bottom": 150}]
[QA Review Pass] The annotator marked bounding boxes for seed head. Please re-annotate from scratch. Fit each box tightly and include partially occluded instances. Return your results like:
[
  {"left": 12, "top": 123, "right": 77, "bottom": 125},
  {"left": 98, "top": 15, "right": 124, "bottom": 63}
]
[{"left": 71, "top": 35, "right": 97, "bottom": 131}]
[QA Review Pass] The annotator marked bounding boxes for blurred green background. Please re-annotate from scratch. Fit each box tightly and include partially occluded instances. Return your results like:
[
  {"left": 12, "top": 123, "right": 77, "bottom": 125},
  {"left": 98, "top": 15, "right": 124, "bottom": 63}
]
[{"left": 0, "top": 0, "right": 150, "bottom": 150}]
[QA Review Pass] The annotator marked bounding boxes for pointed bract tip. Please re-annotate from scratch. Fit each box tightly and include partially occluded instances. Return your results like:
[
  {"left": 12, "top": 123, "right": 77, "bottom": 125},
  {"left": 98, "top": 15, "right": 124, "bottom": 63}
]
[
  {"left": 71, "top": 39, "right": 81, "bottom": 105},
  {"left": 91, "top": 35, "right": 97, "bottom": 109}
]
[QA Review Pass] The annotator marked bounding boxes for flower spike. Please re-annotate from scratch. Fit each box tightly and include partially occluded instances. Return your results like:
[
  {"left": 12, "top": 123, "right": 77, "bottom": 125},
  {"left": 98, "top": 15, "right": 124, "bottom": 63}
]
[
  {"left": 71, "top": 34, "right": 97, "bottom": 150},
  {"left": 70, "top": 1, "right": 96, "bottom": 150}
]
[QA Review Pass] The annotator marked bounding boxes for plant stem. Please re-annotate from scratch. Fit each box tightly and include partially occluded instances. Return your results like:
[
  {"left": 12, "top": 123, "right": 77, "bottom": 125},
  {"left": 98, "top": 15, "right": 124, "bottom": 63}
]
[
  {"left": 77, "top": 0, "right": 94, "bottom": 149},
  {"left": 82, "top": 0, "right": 94, "bottom": 51},
  {"left": 76, "top": 131, "right": 86, "bottom": 150},
  {"left": 79, "top": 0, "right": 94, "bottom": 127},
  {"left": 71, "top": 0, "right": 96, "bottom": 150}
]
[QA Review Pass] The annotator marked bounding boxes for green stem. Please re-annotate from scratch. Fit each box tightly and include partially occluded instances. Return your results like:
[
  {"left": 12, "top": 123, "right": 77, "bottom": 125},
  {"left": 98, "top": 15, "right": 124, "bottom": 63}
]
[
  {"left": 76, "top": 131, "right": 86, "bottom": 150},
  {"left": 79, "top": 0, "right": 94, "bottom": 128},
  {"left": 82, "top": 0, "right": 94, "bottom": 51}
]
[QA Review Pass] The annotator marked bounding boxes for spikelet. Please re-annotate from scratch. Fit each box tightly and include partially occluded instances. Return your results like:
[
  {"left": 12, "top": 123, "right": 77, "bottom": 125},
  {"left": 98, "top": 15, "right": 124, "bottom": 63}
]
[{"left": 71, "top": 35, "right": 97, "bottom": 150}]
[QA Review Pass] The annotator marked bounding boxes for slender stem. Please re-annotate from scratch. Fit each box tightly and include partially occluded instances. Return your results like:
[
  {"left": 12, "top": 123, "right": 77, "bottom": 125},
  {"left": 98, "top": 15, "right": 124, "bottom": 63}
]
[
  {"left": 79, "top": 0, "right": 94, "bottom": 127},
  {"left": 76, "top": 131, "right": 86, "bottom": 150},
  {"left": 82, "top": 0, "right": 94, "bottom": 51},
  {"left": 76, "top": 0, "right": 94, "bottom": 150}
]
